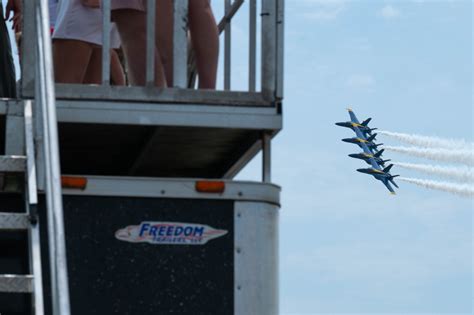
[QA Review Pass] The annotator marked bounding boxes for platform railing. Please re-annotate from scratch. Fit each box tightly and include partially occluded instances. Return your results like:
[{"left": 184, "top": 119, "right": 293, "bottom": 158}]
[{"left": 20, "top": 0, "right": 284, "bottom": 107}]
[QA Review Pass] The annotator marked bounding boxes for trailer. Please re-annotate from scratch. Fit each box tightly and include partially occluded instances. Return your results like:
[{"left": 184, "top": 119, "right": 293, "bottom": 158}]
[{"left": 0, "top": 0, "right": 284, "bottom": 314}]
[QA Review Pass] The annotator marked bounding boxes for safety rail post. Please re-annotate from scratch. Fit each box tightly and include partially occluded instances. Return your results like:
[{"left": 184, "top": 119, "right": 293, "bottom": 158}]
[
  {"left": 224, "top": 0, "right": 232, "bottom": 90},
  {"left": 101, "top": 0, "right": 111, "bottom": 86},
  {"left": 173, "top": 0, "right": 188, "bottom": 88},
  {"left": 20, "top": 0, "right": 36, "bottom": 96},
  {"left": 262, "top": 132, "right": 272, "bottom": 183},
  {"left": 35, "top": 0, "right": 71, "bottom": 314},
  {"left": 146, "top": 0, "right": 157, "bottom": 86},
  {"left": 261, "top": 0, "right": 277, "bottom": 101},
  {"left": 276, "top": 0, "right": 285, "bottom": 99},
  {"left": 249, "top": 0, "right": 257, "bottom": 92}
]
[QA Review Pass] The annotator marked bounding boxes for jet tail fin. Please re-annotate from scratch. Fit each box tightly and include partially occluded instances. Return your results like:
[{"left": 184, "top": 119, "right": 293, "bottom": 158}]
[
  {"left": 362, "top": 118, "right": 372, "bottom": 126},
  {"left": 374, "top": 149, "right": 384, "bottom": 157},
  {"left": 367, "top": 133, "right": 377, "bottom": 142},
  {"left": 383, "top": 164, "right": 394, "bottom": 173},
  {"left": 389, "top": 175, "right": 399, "bottom": 188}
]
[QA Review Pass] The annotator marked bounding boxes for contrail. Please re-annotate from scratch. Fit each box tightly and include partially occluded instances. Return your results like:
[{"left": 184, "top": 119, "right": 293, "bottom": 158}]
[
  {"left": 399, "top": 177, "right": 474, "bottom": 198},
  {"left": 385, "top": 146, "right": 474, "bottom": 166},
  {"left": 393, "top": 162, "right": 474, "bottom": 183},
  {"left": 378, "top": 131, "right": 474, "bottom": 150}
]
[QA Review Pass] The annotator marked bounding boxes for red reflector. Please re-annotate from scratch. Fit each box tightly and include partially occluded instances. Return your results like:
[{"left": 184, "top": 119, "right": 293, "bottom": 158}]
[
  {"left": 195, "top": 181, "right": 225, "bottom": 193},
  {"left": 61, "top": 176, "right": 87, "bottom": 190}
]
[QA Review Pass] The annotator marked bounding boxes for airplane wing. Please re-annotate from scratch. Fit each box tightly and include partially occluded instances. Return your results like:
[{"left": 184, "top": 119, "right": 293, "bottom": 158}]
[
  {"left": 352, "top": 126, "right": 366, "bottom": 139},
  {"left": 382, "top": 178, "right": 396, "bottom": 194},
  {"left": 347, "top": 109, "right": 360, "bottom": 124},
  {"left": 348, "top": 109, "right": 370, "bottom": 140},
  {"left": 367, "top": 156, "right": 382, "bottom": 170}
]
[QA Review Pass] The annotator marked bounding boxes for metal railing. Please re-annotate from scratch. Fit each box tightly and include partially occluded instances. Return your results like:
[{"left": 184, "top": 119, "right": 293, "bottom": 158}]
[
  {"left": 21, "top": 0, "right": 284, "bottom": 107},
  {"left": 34, "top": 0, "right": 71, "bottom": 314}
]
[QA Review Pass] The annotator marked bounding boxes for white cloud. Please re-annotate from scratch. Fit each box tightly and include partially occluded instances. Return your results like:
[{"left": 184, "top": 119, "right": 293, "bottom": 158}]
[
  {"left": 378, "top": 5, "right": 401, "bottom": 19},
  {"left": 301, "top": 0, "right": 348, "bottom": 21},
  {"left": 346, "top": 74, "right": 376, "bottom": 92}
]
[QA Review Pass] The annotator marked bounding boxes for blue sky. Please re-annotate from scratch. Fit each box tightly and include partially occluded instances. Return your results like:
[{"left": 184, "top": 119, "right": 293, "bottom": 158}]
[
  {"left": 3, "top": 0, "right": 473, "bottom": 314},
  {"left": 227, "top": 0, "right": 472, "bottom": 314}
]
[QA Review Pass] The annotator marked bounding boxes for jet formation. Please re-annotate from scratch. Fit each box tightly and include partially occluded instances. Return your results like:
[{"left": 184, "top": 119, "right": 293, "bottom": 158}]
[{"left": 336, "top": 109, "right": 399, "bottom": 194}]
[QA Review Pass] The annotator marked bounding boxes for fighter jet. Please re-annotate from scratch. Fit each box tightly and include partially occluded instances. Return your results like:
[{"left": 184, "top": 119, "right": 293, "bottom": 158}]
[
  {"left": 335, "top": 109, "right": 377, "bottom": 135},
  {"left": 341, "top": 133, "right": 383, "bottom": 152},
  {"left": 337, "top": 108, "right": 400, "bottom": 194},
  {"left": 357, "top": 164, "right": 399, "bottom": 194},
  {"left": 349, "top": 149, "right": 390, "bottom": 166}
]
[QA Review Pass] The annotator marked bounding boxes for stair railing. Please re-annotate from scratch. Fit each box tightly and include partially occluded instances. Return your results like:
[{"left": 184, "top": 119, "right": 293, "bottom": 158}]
[{"left": 34, "top": 0, "right": 71, "bottom": 314}]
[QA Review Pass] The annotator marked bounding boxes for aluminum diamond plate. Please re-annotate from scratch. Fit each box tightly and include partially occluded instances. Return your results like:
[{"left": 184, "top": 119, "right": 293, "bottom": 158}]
[
  {"left": 0, "top": 155, "right": 26, "bottom": 172},
  {"left": 0, "top": 213, "right": 29, "bottom": 230},
  {"left": 0, "top": 275, "right": 33, "bottom": 293}
]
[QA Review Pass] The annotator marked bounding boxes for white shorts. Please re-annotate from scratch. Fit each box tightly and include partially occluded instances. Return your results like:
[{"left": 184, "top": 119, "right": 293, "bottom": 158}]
[{"left": 53, "top": 0, "right": 121, "bottom": 49}]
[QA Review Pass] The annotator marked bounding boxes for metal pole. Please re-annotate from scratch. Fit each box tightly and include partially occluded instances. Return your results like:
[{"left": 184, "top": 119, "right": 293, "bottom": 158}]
[
  {"left": 36, "top": 0, "right": 71, "bottom": 314},
  {"left": 276, "top": 0, "right": 285, "bottom": 99},
  {"left": 261, "top": 0, "right": 276, "bottom": 101},
  {"left": 249, "top": 0, "right": 257, "bottom": 92},
  {"left": 35, "top": 14, "right": 57, "bottom": 315},
  {"left": 173, "top": 0, "right": 188, "bottom": 88},
  {"left": 102, "top": 0, "right": 111, "bottom": 86},
  {"left": 224, "top": 0, "right": 232, "bottom": 90},
  {"left": 262, "top": 132, "right": 271, "bottom": 183},
  {"left": 146, "top": 0, "right": 156, "bottom": 86}
]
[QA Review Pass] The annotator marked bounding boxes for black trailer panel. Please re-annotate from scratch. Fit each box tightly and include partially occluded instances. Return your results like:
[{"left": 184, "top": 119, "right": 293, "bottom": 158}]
[
  {"left": 0, "top": 178, "right": 279, "bottom": 315},
  {"left": 40, "top": 196, "right": 234, "bottom": 315}
]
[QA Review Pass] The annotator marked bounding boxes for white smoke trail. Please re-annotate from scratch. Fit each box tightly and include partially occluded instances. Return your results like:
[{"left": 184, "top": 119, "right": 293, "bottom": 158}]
[
  {"left": 385, "top": 146, "right": 474, "bottom": 166},
  {"left": 399, "top": 177, "right": 474, "bottom": 198},
  {"left": 378, "top": 131, "right": 474, "bottom": 150},
  {"left": 394, "top": 162, "right": 474, "bottom": 183}
]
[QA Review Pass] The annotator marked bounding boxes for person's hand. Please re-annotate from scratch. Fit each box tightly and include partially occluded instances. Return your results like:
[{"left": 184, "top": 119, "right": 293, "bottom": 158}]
[
  {"left": 5, "top": 0, "right": 22, "bottom": 33},
  {"left": 81, "top": 0, "right": 101, "bottom": 8}
]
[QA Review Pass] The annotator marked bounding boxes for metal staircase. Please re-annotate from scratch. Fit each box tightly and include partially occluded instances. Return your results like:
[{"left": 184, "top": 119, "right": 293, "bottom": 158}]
[
  {"left": 0, "top": 0, "right": 71, "bottom": 313},
  {"left": 0, "top": 101, "right": 44, "bottom": 314}
]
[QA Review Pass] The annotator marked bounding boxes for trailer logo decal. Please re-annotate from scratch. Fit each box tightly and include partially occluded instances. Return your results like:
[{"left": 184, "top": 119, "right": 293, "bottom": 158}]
[{"left": 115, "top": 222, "right": 228, "bottom": 245}]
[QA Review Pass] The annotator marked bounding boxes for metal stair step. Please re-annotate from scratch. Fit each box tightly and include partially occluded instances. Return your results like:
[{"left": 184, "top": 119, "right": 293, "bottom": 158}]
[
  {"left": 0, "top": 155, "right": 27, "bottom": 172},
  {"left": 0, "top": 213, "right": 29, "bottom": 230},
  {"left": 0, "top": 274, "right": 33, "bottom": 293}
]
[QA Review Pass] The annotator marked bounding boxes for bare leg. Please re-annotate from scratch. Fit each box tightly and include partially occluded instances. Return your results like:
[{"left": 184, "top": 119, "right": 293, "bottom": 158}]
[
  {"left": 83, "top": 47, "right": 102, "bottom": 84},
  {"left": 53, "top": 39, "right": 94, "bottom": 84},
  {"left": 112, "top": 9, "right": 166, "bottom": 87},
  {"left": 110, "top": 49, "right": 126, "bottom": 86},
  {"left": 83, "top": 48, "right": 126, "bottom": 86},
  {"left": 188, "top": 0, "right": 219, "bottom": 89}
]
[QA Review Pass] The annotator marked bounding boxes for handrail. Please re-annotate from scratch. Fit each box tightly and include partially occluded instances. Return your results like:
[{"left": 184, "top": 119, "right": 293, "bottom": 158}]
[
  {"left": 34, "top": 0, "right": 71, "bottom": 314},
  {"left": 21, "top": 0, "right": 283, "bottom": 105}
]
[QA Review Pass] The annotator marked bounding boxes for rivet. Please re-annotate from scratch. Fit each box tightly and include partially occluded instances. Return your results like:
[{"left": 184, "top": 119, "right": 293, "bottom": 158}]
[
  {"left": 238, "top": 192, "right": 243, "bottom": 197},
  {"left": 237, "top": 285, "right": 241, "bottom": 290},
  {"left": 161, "top": 190, "right": 166, "bottom": 194},
  {"left": 236, "top": 247, "right": 241, "bottom": 253}
]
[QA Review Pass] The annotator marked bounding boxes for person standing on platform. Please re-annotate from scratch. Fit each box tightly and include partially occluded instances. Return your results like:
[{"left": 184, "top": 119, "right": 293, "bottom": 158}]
[
  {"left": 53, "top": 0, "right": 125, "bottom": 85},
  {"left": 111, "top": 0, "right": 167, "bottom": 87},
  {"left": 156, "top": 0, "right": 219, "bottom": 89}
]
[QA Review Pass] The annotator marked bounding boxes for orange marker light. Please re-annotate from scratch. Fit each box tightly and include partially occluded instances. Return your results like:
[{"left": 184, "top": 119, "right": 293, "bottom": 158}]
[
  {"left": 61, "top": 176, "right": 88, "bottom": 190},
  {"left": 195, "top": 181, "right": 225, "bottom": 193}
]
